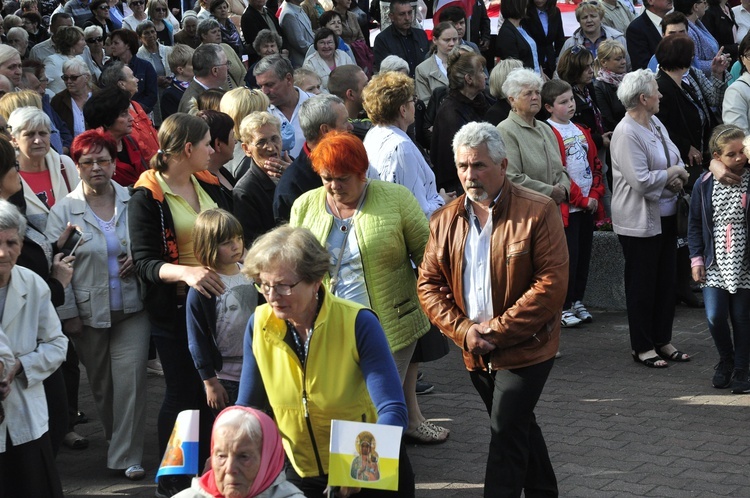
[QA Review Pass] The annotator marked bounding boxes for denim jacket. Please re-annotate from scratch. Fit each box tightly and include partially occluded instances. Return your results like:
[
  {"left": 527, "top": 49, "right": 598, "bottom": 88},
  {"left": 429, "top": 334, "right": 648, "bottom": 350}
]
[{"left": 45, "top": 180, "right": 143, "bottom": 328}]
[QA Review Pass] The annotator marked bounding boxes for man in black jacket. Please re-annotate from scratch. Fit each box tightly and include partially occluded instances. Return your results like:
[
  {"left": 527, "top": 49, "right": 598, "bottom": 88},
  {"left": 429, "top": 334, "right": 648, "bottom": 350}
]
[
  {"left": 626, "top": 0, "right": 672, "bottom": 69},
  {"left": 373, "top": 0, "right": 428, "bottom": 76}
]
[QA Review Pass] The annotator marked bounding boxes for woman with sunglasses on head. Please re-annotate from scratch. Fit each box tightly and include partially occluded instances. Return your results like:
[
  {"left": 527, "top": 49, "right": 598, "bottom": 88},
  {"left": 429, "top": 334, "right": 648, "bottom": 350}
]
[{"left": 560, "top": 1, "right": 630, "bottom": 67}]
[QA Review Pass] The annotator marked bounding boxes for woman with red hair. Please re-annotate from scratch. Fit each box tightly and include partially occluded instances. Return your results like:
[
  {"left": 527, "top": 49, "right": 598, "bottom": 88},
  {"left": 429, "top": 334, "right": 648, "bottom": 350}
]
[{"left": 45, "top": 129, "right": 150, "bottom": 481}]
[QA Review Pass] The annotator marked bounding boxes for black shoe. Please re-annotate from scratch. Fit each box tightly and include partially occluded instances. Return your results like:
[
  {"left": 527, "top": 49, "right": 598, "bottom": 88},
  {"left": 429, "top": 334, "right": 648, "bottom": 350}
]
[
  {"left": 73, "top": 411, "right": 88, "bottom": 425},
  {"left": 155, "top": 475, "right": 192, "bottom": 498},
  {"left": 415, "top": 380, "right": 434, "bottom": 395},
  {"left": 730, "top": 369, "right": 750, "bottom": 394},
  {"left": 713, "top": 359, "right": 734, "bottom": 388}
]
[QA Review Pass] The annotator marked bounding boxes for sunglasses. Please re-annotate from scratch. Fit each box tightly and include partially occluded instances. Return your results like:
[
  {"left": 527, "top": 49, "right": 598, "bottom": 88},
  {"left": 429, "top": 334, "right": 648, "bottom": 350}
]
[
  {"left": 62, "top": 74, "right": 84, "bottom": 81},
  {"left": 130, "top": 0, "right": 144, "bottom": 4},
  {"left": 97, "top": 4, "right": 109, "bottom": 9},
  {"left": 86, "top": 36, "right": 104, "bottom": 43}
]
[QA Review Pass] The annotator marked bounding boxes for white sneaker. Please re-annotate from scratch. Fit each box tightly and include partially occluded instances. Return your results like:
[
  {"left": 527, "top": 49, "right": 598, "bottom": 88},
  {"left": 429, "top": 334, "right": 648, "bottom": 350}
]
[
  {"left": 572, "top": 301, "right": 593, "bottom": 323},
  {"left": 561, "top": 310, "right": 582, "bottom": 328},
  {"left": 125, "top": 464, "right": 145, "bottom": 480}
]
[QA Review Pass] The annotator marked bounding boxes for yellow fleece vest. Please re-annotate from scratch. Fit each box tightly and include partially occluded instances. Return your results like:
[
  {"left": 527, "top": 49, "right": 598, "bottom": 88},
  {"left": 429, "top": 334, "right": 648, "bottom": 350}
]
[{"left": 252, "top": 291, "right": 379, "bottom": 477}]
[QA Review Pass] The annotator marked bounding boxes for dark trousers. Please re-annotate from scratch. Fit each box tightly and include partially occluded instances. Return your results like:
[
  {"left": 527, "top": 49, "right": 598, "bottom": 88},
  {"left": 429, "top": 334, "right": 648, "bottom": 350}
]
[
  {"left": 469, "top": 358, "right": 557, "bottom": 498},
  {"left": 0, "top": 432, "right": 63, "bottom": 498},
  {"left": 285, "top": 442, "right": 415, "bottom": 498},
  {"left": 703, "top": 287, "right": 750, "bottom": 371},
  {"left": 152, "top": 311, "right": 215, "bottom": 466},
  {"left": 564, "top": 211, "right": 594, "bottom": 309},
  {"left": 62, "top": 339, "right": 80, "bottom": 432},
  {"left": 42, "top": 365, "right": 68, "bottom": 456},
  {"left": 618, "top": 215, "right": 677, "bottom": 353}
]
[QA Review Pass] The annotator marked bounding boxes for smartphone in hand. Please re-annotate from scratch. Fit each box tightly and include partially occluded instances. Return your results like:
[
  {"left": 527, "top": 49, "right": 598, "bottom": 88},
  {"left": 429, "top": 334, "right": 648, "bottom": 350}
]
[{"left": 60, "top": 228, "right": 83, "bottom": 257}]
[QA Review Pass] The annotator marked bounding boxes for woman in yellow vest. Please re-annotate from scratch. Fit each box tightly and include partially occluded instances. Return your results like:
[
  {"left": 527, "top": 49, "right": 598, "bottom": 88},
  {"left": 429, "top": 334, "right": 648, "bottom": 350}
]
[{"left": 236, "top": 225, "right": 414, "bottom": 498}]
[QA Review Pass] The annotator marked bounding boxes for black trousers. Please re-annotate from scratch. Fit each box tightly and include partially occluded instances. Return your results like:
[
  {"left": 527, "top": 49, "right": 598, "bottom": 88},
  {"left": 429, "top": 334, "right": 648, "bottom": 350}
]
[
  {"left": 469, "top": 358, "right": 558, "bottom": 498},
  {"left": 618, "top": 216, "right": 677, "bottom": 353},
  {"left": 286, "top": 441, "right": 415, "bottom": 498},
  {"left": 0, "top": 432, "right": 63, "bottom": 498}
]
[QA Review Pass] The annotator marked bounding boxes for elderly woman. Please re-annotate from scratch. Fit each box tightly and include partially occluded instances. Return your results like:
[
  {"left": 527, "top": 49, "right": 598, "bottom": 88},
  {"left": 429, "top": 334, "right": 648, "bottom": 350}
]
[
  {"left": 0, "top": 199, "right": 68, "bottom": 497},
  {"left": 485, "top": 58, "right": 523, "bottom": 126},
  {"left": 50, "top": 58, "right": 94, "bottom": 139},
  {"left": 0, "top": 45, "right": 22, "bottom": 90},
  {"left": 175, "top": 11, "right": 201, "bottom": 48},
  {"left": 236, "top": 223, "right": 413, "bottom": 496},
  {"left": 232, "top": 112, "right": 291, "bottom": 245},
  {"left": 315, "top": 11, "right": 353, "bottom": 61},
  {"left": 674, "top": 0, "right": 723, "bottom": 77},
  {"left": 302, "top": 28, "right": 355, "bottom": 92},
  {"left": 129, "top": 113, "right": 231, "bottom": 496},
  {"left": 430, "top": 51, "right": 489, "bottom": 194},
  {"left": 83, "top": 86, "right": 148, "bottom": 186},
  {"left": 44, "top": 26, "right": 87, "bottom": 95},
  {"left": 290, "top": 132, "right": 440, "bottom": 448},
  {"left": 560, "top": 1, "right": 630, "bottom": 66},
  {"left": 610, "top": 69, "right": 691, "bottom": 368},
  {"left": 83, "top": 25, "right": 108, "bottom": 79},
  {"left": 148, "top": 0, "right": 174, "bottom": 46},
  {"left": 218, "top": 87, "right": 270, "bottom": 177},
  {"left": 109, "top": 29, "right": 159, "bottom": 115},
  {"left": 174, "top": 406, "right": 304, "bottom": 498},
  {"left": 497, "top": 68, "right": 571, "bottom": 205},
  {"left": 363, "top": 71, "right": 447, "bottom": 217},
  {"left": 84, "top": 0, "right": 116, "bottom": 37},
  {"left": 121, "top": 0, "right": 147, "bottom": 31},
  {"left": 136, "top": 20, "right": 174, "bottom": 128},
  {"left": 723, "top": 35, "right": 750, "bottom": 133},
  {"left": 209, "top": 0, "right": 243, "bottom": 57},
  {"left": 7, "top": 26, "right": 29, "bottom": 58},
  {"left": 198, "top": 18, "right": 247, "bottom": 89},
  {"left": 415, "top": 22, "right": 459, "bottom": 105},
  {"left": 99, "top": 61, "right": 159, "bottom": 162},
  {"left": 557, "top": 46, "right": 609, "bottom": 151},
  {"left": 45, "top": 129, "right": 149, "bottom": 481},
  {"left": 593, "top": 39, "right": 629, "bottom": 132},
  {"left": 8, "top": 106, "right": 79, "bottom": 230}
]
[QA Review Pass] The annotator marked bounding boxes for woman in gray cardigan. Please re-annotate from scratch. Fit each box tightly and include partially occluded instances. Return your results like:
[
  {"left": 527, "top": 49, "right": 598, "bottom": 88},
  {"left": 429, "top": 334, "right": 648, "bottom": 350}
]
[{"left": 610, "top": 69, "right": 691, "bottom": 368}]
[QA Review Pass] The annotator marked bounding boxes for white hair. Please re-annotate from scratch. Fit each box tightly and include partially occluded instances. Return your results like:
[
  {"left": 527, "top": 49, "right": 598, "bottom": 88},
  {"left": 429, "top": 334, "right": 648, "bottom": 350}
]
[
  {"left": 379, "top": 55, "right": 409, "bottom": 75},
  {"left": 62, "top": 57, "right": 91, "bottom": 77},
  {"left": 213, "top": 408, "right": 263, "bottom": 447},
  {"left": 501, "top": 68, "right": 544, "bottom": 100},
  {"left": 8, "top": 106, "right": 51, "bottom": 137},
  {"left": 617, "top": 68, "right": 657, "bottom": 111},
  {"left": 452, "top": 121, "right": 506, "bottom": 164}
]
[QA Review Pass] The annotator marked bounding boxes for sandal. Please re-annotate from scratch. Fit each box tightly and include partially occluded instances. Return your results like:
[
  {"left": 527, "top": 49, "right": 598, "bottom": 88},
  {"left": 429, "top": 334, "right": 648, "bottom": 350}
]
[
  {"left": 632, "top": 352, "right": 668, "bottom": 368},
  {"left": 404, "top": 421, "right": 449, "bottom": 445},
  {"left": 63, "top": 431, "right": 89, "bottom": 450},
  {"left": 657, "top": 345, "right": 690, "bottom": 362}
]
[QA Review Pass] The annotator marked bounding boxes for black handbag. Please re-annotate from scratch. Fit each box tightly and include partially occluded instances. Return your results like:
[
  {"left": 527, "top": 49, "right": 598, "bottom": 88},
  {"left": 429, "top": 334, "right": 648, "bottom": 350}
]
[{"left": 675, "top": 188, "right": 690, "bottom": 238}]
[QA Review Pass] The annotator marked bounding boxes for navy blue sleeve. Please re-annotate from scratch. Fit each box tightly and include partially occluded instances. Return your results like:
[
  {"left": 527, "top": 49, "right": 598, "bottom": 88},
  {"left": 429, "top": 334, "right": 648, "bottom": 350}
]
[
  {"left": 185, "top": 288, "right": 218, "bottom": 381},
  {"left": 236, "top": 314, "right": 271, "bottom": 410},
  {"left": 354, "top": 310, "right": 408, "bottom": 429}
]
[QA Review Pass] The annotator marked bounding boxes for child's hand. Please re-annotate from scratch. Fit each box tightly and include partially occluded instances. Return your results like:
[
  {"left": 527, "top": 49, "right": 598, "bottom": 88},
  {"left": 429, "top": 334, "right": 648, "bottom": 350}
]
[
  {"left": 204, "top": 378, "right": 229, "bottom": 411},
  {"left": 692, "top": 265, "right": 706, "bottom": 283},
  {"left": 587, "top": 198, "right": 598, "bottom": 213}
]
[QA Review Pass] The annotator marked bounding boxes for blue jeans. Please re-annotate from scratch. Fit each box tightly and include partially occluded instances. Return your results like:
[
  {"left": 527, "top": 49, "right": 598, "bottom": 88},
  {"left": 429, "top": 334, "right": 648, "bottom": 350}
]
[{"left": 702, "top": 287, "right": 750, "bottom": 371}]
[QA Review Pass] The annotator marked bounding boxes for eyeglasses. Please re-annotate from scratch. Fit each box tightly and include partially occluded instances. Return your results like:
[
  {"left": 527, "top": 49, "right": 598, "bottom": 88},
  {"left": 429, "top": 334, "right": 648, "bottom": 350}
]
[
  {"left": 254, "top": 279, "right": 302, "bottom": 296},
  {"left": 86, "top": 36, "right": 104, "bottom": 43},
  {"left": 98, "top": 4, "right": 109, "bottom": 9},
  {"left": 405, "top": 95, "right": 417, "bottom": 105},
  {"left": 61, "top": 74, "right": 84, "bottom": 81},
  {"left": 214, "top": 60, "right": 233, "bottom": 68},
  {"left": 252, "top": 135, "right": 281, "bottom": 148},
  {"left": 130, "top": 0, "right": 144, "bottom": 4},
  {"left": 318, "top": 39, "right": 336, "bottom": 47},
  {"left": 78, "top": 158, "right": 112, "bottom": 168}
]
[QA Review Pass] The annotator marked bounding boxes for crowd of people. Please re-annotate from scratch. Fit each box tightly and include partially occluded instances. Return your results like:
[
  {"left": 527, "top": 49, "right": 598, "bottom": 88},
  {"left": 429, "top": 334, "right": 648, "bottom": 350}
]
[{"left": 1, "top": 0, "right": 750, "bottom": 496}]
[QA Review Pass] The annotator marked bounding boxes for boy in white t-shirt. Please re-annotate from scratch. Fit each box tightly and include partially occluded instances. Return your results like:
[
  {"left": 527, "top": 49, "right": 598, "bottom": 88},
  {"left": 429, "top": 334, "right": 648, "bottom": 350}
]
[{"left": 542, "top": 79, "right": 606, "bottom": 328}]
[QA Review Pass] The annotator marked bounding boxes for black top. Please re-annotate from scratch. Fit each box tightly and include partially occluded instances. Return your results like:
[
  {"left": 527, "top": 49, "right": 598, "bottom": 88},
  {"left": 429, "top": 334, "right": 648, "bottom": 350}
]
[
  {"left": 625, "top": 11, "right": 663, "bottom": 70},
  {"left": 495, "top": 19, "right": 535, "bottom": 70},
  {"left": 522, "top": 5, "right": 565, "bottom": 78},
  {"left": 272, "top": 146, "right": 321, "bottom": 225},
  {"left": 702, "top": 4, "right": 738, "bottom": 61},
  {"left": 232, "top": 158, "right": 277, "bottom": 246},
  {"left": 373, "top": 25, "right": 429, "bottom": 77}
]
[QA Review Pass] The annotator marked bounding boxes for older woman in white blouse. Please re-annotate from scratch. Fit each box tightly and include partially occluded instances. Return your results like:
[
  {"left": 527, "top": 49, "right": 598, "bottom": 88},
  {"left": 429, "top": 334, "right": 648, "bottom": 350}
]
[{"left": 302, "top": 28, "right": 355, "bottom": 92}]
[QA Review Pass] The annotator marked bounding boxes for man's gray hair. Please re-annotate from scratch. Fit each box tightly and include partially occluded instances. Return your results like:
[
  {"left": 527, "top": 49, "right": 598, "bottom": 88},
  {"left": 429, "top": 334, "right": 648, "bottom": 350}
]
[
  {"left": 8, "top": 106, "right": 51, "bottom": 138},
  {"left": 379, "top": 55, "right": 409, "bottom": 74},
  {"left": 299, "top": 94, "right": 344, "bottom": 142},
  {"left": 253, "top": 54, "right": 293, "bottom": 79},
  {"left": 501, "top": 68, "right": 543, "bottom": 100},
  {"left": 192, "top": 43, "right": 224, "bottom": 77},
  {"left": 452, "top": 122, "right": 506, "bottom": 164},
  {"left": 0, "top": 198, "right": 26, "bottom": 236},
  {"left": 617, "top": 68, "right": 657, "bottom": 111}
]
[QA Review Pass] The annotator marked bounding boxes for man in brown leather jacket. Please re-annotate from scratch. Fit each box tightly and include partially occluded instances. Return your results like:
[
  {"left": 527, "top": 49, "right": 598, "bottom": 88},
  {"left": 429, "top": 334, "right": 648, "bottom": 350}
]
[{"left": 417, "top": 122, "right": 568, "bottom": 498}]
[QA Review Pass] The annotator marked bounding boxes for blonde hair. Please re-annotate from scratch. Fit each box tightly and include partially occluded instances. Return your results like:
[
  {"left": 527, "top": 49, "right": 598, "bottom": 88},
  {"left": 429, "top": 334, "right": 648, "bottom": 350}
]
[
  {"left": 219, "top": 88, "right": 270, "bottom": 138},
  {"left": 238, "top": 111, "right": 280, "bottom": 145},
  {"left": 192, "top": 208, "right": 244, "bottom": 268},
  {"left": 361, "top": 71, "right": 414, "bottom": 125},
  {"left": 0, "top": 91, "right": 42, "bottom": 120}
]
